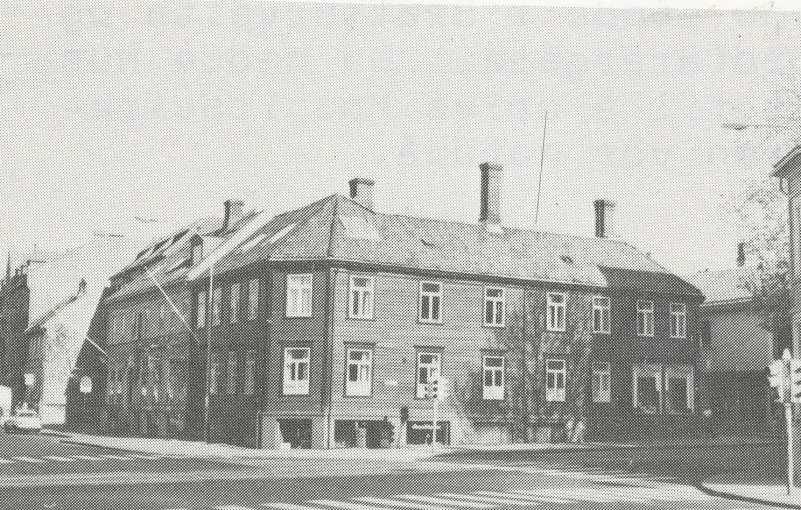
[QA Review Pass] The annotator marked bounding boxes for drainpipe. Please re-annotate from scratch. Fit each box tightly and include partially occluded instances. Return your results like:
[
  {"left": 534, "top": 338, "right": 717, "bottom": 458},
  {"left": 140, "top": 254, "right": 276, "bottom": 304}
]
[{"left": 323, "top": 266, "right": 336, "bottom": 449}]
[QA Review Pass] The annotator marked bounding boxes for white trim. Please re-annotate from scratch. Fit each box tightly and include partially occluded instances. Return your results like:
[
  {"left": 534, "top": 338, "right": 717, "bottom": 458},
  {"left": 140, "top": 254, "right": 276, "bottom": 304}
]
[
  {"left": 592, "top": 296, "right": 611, "bottom": 334},
  {"left": 545, "top": 358, "right": 566, "bottom": 402},
  {"left": 636, "top": 300, "right": 655, "bottom": 337},
  {"left": 483, "top": 287, "right": 506, "bottom": 327},
  {"left": 345, "top": 348, "right": 373, "bottom": 396},
  {"left": 283, "top": 347, "right": 310, "bottom": 395},
  {"left": 419, "top": 281, "right": 443, "bottom": 324},
  {"left": 416, "top": 351, "right": 442, "bottom": 398},
  {"left": 286, "top": 274, "right": 313, "bottom": 317},
  {"left": 348, "top": 275, "right": 375, "bottom": 320},
  {"left": 669, "top": 302, "right": 687, "bottom": 339},
  {"left": 546, "top": 293, "right": 567, "bottom": 332},
  {"left": 482, "top": 355, "right": 505, "bottom": 400},
  {"left": 591, "top": 361, "right": 611, "bottom": 402}
]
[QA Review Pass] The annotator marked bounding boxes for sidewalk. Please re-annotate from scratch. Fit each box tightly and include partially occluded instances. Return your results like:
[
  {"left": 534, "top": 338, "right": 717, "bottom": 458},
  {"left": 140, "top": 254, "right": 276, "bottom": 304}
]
[{"left": 700, "top": 472, "right": 801, "bottom": 509}]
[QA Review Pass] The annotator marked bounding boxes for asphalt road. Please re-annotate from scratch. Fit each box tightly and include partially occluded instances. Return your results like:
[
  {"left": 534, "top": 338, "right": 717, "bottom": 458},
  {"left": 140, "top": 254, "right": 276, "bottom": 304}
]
[{"left": 0, "top": 432, "right": 781, "bottom": 510}]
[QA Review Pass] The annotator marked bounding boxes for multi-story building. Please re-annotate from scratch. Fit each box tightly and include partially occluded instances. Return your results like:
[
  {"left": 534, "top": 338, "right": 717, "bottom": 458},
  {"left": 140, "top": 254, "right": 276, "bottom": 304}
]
[
  {"left": 181, "top": 163, "right": 702, "bottom": 448},
  {"left": 774, "top": 146, "right": 801, "bottom": 357}
]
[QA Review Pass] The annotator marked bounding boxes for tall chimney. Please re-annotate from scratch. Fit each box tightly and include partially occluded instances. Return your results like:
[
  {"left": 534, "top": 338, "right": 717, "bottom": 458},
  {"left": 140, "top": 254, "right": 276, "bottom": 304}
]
[
  {"left": 222, "top": 199, "right": 245, "bottom": 231},
  {"left": 349, "top": 177, "right": 375, "bottom": 210},
  {"left": 737, "top": 242, "right": 746, "bottom": 267},
  {"left": 594, "top": 199, "right": 616, "bottom": 238},
  {"left": 479, "top": 162, "right": 503, "bottom": 225}
]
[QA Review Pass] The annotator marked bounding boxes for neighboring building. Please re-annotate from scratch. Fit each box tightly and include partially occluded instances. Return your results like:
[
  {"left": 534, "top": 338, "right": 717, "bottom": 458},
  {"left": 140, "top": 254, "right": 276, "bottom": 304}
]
[
  {"left": 775, "top": 146, "right": 801, "bottom": 359},
  {"left": 177, "top": 163, "right": 702, "bottom": 448},
  {"left": 688, "top": 244, "right": 790, "bottom": 434}
]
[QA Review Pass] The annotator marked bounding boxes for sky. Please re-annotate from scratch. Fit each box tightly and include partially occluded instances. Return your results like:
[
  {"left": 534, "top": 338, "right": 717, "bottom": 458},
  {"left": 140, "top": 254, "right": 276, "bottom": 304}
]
[{"left": 2, "top": 2, "right": 801, "bottom": 278}]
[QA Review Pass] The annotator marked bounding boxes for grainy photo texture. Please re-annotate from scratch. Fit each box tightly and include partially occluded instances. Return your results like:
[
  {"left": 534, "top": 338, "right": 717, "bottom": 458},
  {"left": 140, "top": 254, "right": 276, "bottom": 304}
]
[{"left": 1, "top": 2, "right": 801, "bottom": 509}]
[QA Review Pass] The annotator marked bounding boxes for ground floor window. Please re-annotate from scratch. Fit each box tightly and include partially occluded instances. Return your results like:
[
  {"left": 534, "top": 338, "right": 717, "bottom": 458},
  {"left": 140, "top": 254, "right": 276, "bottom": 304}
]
[
  {"left": 592, "top": 362, "right": 611, "bottom": 403},
  {"left": 406, "top": 421, "right": 450, "bottom": 445},
  {"left": 277, "top": 418, "right": 312, "bottom": 449},
  {"left": 333, "top": 420, "right": 394, "bottom": 448},
  {"left": 545, "top": 358, "right": 566, "bottom": 402},
  {"left": 665, "top": 365, "right": 694, "bottom": 414},
  {"left": 632, "top": 363, "right": 694, "bottom": 414}
]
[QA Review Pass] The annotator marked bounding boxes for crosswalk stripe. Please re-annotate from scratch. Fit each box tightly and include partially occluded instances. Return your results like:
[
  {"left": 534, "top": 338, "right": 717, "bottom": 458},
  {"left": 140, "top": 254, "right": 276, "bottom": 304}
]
[
  {"left": 71, "top": 455, "right": 103, "bottom": 461},
  {"left": 355, "top": 497, "right": 456, "bottom": 510},
  {"left": 310, "top": 499, "right": 394, "bottom": 510},
  {"left": 507, "top": 491, "right": 572, "bottom": 505},
  {"left": 261, "top": 504, "right": 329, "bottom": 510},
  {"left": 12, "top": 456, "right": 43, "bottom": 463},
  {"left": 43, "top": 456, "right": 75, "bottom": 462},
  {"left": 216, "top": 507, "right": 258, "bottom": 510},
  {"left": 395, "top": 496, "right": 494, "bottom": 509},
  {"left": 99, "top": 454, "right": 132, "bottom": 460},
  {"left": 0, "top": 458, "right": 13, "bottom": 464},
  {"left": 559, "top": 491, "right": 643, "bottom": 503},
  {"left": 436, "top": 494, "right": 533, "bottom": 506},
  {"left": 473, "top": 491, "right": 564, "bottom": 504},
  {"left": 129, "top": 454, "right": 160, "bottom": 459}
]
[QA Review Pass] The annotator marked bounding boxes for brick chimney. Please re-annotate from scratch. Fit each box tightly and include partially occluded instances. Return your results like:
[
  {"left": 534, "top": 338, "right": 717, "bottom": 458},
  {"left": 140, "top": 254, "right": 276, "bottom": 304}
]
[
  {"left": 222, "top": 199, "right": 245, "bottom": 231},
  {"left": 737, "top": 242, "right": 746, "bottom": 267},
  {"left": 594, "top": 199, "right": 616, "bottom": 238},
  {"left": 479, "top": 162, "right": 503, "bottom": 226},
  {"left": 349, "top": 177, "right": 375, "bottom": 210}
]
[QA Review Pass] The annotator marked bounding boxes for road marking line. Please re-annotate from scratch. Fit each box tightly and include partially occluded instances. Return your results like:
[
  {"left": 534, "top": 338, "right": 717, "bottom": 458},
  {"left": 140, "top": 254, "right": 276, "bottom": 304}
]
[
  {"left": 216, "top": 506, "right": 259, "bottom": 510},
  {"left": 310, "top": 499, "right": 395, "bottom": 510},
  {"left": 473, "top": 491, "right": 563, "bottom": 503},
  {"left": 0, "top": 458, "right": 13, "bottom": 464},
  {"left": 395, "top": 496, "right": 494, "bottom": 508},
  {"left": 507, "top": 491, "right": 572, "bottom": 505},
  {"left": 261, "top": 504, "right": 329, "bottom": 510},
  {"left": 128, "top": 454, "right": 160, "bottom": 459},
  {"left": 98, "top": 454, "right": 132, "bottom": 460},
  {"left": 43, "top": 456, "right": 75, "bottom": 462},
  {"left": 356, "top": 496, "right": 456, "bottom": 510},
  {"left": 11, "top": 457, "right": 43, "bottom": 463},
  {"left": 71, "top": 455, "right": 103, "bottom": 461},
  {"left": 436, "top": 494, "right": 533, "bottom": 506}
]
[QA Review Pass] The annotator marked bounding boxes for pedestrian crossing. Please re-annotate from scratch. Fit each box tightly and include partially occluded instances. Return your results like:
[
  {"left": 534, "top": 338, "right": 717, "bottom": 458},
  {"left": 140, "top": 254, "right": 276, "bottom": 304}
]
[
  {"left": 0, "top": 452, "right": 161, "bottom": 466},
  {"left": 211, "top": 484, "right": 725, "bottom": 510}
]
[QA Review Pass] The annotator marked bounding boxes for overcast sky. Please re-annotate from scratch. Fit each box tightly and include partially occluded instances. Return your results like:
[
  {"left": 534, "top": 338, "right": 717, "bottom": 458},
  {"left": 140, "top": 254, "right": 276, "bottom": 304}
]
[{"left": 2, "top": 3, "right": 801, "bottom": 277}]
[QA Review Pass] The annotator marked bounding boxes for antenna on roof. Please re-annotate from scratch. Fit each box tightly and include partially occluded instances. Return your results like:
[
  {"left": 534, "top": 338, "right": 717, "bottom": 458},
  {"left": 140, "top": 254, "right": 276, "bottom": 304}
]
[{"left": 534, "top": 111, "right": 548, "bottom": 225}]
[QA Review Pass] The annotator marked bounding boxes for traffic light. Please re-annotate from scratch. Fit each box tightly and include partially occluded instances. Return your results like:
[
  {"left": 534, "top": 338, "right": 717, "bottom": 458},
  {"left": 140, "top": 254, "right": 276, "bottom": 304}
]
[
  {"left": 768, "top": 348, "right": 793, "bottom": 403},
  {"left": 430, "top": 379, "right": 439, "bottom": 400},
  {"left": 791, "top": 359, "right": 801, "bottom": 403}
]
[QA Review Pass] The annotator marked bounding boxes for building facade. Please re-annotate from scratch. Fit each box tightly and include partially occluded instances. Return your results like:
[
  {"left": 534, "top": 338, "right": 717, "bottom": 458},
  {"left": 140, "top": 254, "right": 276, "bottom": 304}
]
[{"left": 775, "top": 146, "right": 801, "bottom": 359}]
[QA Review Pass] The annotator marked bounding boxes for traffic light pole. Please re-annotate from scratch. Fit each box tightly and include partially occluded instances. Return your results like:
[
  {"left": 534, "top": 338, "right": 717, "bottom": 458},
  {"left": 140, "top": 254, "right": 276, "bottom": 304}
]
[
  {"left": 431, "top": 396, "right": 439, "bottom": 453},
  {"left": 786, "top": 402, "right": 794, "bottom": 496}
]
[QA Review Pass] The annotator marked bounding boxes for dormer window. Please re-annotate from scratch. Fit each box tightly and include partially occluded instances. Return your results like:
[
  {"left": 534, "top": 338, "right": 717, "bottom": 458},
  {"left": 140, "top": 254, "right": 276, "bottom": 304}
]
[{"left": 191, "top": 243, "right": 203, "bottom": 265}]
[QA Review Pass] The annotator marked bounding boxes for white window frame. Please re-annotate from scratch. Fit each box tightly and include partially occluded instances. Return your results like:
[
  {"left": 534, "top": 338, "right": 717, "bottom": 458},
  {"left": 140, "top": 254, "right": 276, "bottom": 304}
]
[
  {"left": 419, "top": 281, "right": 443, "bottom": 324},
  {"left": 483, "top": 288, "right": 506, "bottom": 327},
  {"left": 212, "top": 287, "right": 222, "bottom": 326},
  {"left": 591, "top": 362, "right": 611, "bottom": 403},
  {"left": 636, "top": 300, "right": 655, "bottom": 337},
  {"left": 230, "top": 283, "right": 241, "bottom": 324},
  {"left": 664, "top": 365, "right": 694, "bottom": 414},
  {"left": 286, "top": 274, "right": 313, "bottom": 317},
  {"left": 632, "top": 363, "right": 662, "bottom": 414},
  {"left": 196, "top": 290, "right": 207, "bottom": 329},
  {"left": 349, "top": 276, "right": 375, "bottom": 320},
  {"left": 416, "top": 352, "right": 442, "bottom": 398},
  {"left": 345, "top": 348, "right": 373, "bottom": 396},
  {"left": 545, "top": 358, "right": 566, "bottom": 402},
  {"left": 669, "top": 303, "right": 687, "bottom": 339},
  {"left": 592, "top": 296, "right": 611, "bottom": 334},
  {"left": 226, "top": 351, "right": 237, "bottom": 395},
  {"left": 482, "top": 355, "right": 505, "bottom": 400},
  {"left": 283, "top": 347, "right": 310, "bottom": 395},
  {"left": 244, "top": 349, "right": 257, "bottom": 395},
  {"left": 546, "top": 293, "right": 567, "bottom": 332},
  {"left": 247, "top": 278, "right": 259, "bottom": 320}
]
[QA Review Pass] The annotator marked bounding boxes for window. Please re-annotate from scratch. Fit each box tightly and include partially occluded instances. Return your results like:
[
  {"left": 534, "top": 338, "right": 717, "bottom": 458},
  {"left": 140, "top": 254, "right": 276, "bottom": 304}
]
[
  {"left": 209, "top": 353, "right": 221, "bottom": 395},
  {"left": 196, "top": 290, "right": 207, "bottom": 328},
  {"left": 636, "top": 300, "right": 654, "bottom": 337},
  {"left": 670, "top": 303, "right": 687, "bottom": 339},
  {"left": 230, "top": 283, "right": 241, "bottom": 324},
  {"left": 482, "top": 355, "right": 505, "bottom": 400},
  {"left": 349, "top": 276, "right": 374, "bottom": 319},
  {"left": 484, "top": 288, "right": 505, "bottom": 327},
  {"left": 665, "top": 365, "right": 694, "bottom": 414},
  {"left": 226, "top": 351, "right": 237, "bottom": 395},
  {"left": 416, "top": 352, "right": 442, "bottom": 398},
  {"left": 286, "top": 274, "right": 313, "bottom": 317},
  {"left": 632, "top": 364, "right": 661, "bottom": 414},
  {"left": 345, "top": 348, "right": 373, "bottom": 396},
  {"left": 212, "top": 287, "right": 222, "bottom": 326},
  {"left": 592, "top": 296, "right": 611, "bottom": 334},
  {"left": 592, "top": 362, "right": 611, "bottom": 402},
  {"left": 244, "top": 349, "right": 257, "bottom": 395},
  {"left": 419, "top": 282, "right": 442, "bottom": 323},
  {"left": 546, "top": 293, "right": 566, "bottom": 332},
  {"left": 192, "top": 243, "right": 203, "bottom": 265},
  {"left": 247, "top": 278, "right": 259, "bottom": 320},
  {"left": 283, "top": 347, "right": 310, "bottom": 395},
  {"left": 545, "top": 359, "right": 566, "bottom": 402}
]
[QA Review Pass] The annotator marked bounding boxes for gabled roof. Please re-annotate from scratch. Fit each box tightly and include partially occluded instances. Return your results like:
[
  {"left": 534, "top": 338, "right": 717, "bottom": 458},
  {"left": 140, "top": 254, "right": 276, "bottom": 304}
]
[
  {"left": 191, "top": 194, "right": 702, "bottom": 297},
  {"left": 687, "top": 267, "right": 757, "bottom": 307},
  {"left": 774, "top": 145, "right": 801, "bottom": 178}
]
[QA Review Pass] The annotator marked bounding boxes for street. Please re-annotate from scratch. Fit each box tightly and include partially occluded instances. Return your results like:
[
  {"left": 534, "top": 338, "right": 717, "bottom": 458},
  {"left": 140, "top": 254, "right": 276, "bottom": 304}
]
[{"left": 0, "top": 432, "right": 781, "bottom": 510}]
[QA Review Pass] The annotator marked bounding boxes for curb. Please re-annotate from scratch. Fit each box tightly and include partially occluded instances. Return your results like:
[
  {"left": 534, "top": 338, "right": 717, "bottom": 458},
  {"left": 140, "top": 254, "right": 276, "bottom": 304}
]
[
  {"left": 439, "top": 440, "right": 781, "bottom": 457},
  {"left": 40, "top": 429, "right": 71, "bottom": 439},
  {"left": 697, "top": 481, "right": 801, "bottom": 509}
]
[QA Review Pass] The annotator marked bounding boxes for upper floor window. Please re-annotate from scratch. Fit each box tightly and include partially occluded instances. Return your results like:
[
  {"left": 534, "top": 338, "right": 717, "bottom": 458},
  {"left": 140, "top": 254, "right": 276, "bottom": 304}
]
[
  {"left": 286, "top": 274, "right": 313, "bottom": 317},
  {"left": 482, "top": 355, "right": 505, "bottom": 400},
  {"left": 226, "top": 351, "right": 237, "bottom": 395},
  {"left": 349, "top": 276, "right": 374, "bottom": 319},
  {"left": 416, "top": 352, "right": 441, "bottom": 398},
  {"left": 546, "top": 293, "right": 566, "bottom": 332},
  {"left": 592, "top": 362, "right": 611, "bottom": 402},
  {"left": 669, "top": 303, "right": 687, "bottom": 339},
  {"left": 243, "top": 349, "right": 257, "bottom": 395},
  {"left": 636, "top": 300, "right": 654, "bottom": 337},
  {"left": 247, "top": 278, "right": 259, "bottom": 320},
  {"left": 419, "top": 281, "right": 443, "bottom": 323},
  {"left": 211, "top": 287, "right": 222, "bottom": 326},
  {"left": 196, "top": 291, "right": 207, "bottom": 329},
  {"left": 545, "top": 358, "right": 566, "bottom": 402},
  {"left": 484, "top": 288, "right": 505, "bottom": 327},
  {"left": 592, "top": 296, "right": 611, "bottom": 334},
  {"left": 230, "top": 283, "right": 241, "bottom": 324},
  {"left": 345, "top": 348, "right": 373, "bottom": 396},
  {"left": 283, "top": 347, "right": 310, "bottom": 395}
]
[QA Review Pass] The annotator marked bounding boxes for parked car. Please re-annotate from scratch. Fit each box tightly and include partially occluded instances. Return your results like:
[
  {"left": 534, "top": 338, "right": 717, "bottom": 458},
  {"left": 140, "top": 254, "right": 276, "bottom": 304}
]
[{"left": 3, "top": 409, "right": 42, "bottom": 434}]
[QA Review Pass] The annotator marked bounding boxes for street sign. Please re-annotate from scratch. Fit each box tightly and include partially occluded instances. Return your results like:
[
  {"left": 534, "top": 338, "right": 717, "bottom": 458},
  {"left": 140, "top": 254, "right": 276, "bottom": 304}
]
[
  {"left": 23, "top": 373, "right": 35, "bottom": 386},
  {"left": 79, "top": 376, "right": 92, "bottom": 394}
]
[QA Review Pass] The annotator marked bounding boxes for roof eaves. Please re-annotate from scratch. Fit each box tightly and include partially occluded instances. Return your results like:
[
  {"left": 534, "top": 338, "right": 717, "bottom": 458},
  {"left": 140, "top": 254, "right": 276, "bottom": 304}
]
[{"left": 774, "top": 145, "right": 801, "bottom": 177}]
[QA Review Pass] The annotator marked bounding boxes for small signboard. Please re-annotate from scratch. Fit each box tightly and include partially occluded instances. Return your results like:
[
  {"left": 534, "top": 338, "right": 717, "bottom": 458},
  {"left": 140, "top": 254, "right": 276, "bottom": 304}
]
[
  {"left": 23, "top": 373, "right": 35, "bottom": 386},
  {"left": 79, "top": 376, "right": 92, "bottom": 394}
]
